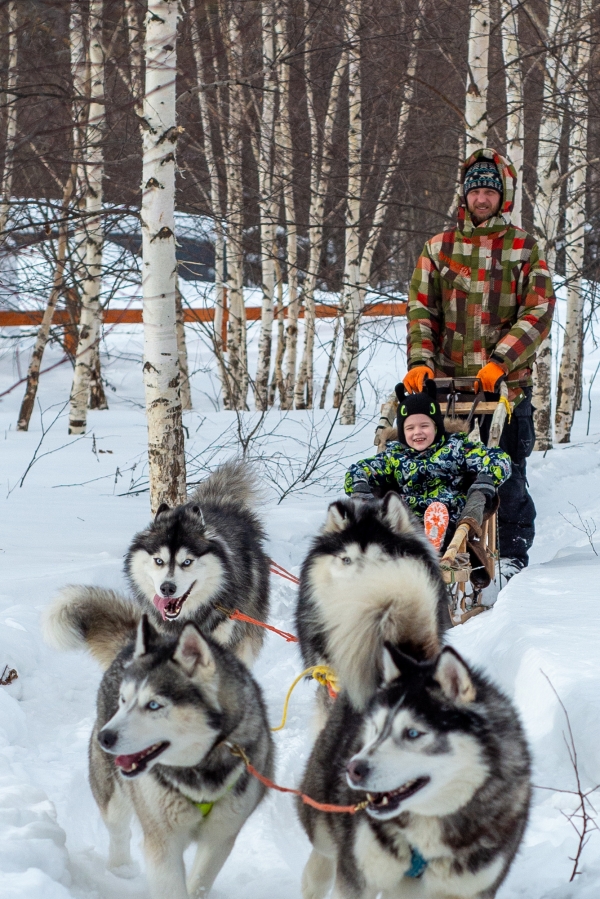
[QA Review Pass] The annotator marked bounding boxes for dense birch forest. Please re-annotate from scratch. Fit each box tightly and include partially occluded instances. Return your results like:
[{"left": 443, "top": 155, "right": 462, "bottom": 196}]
[{"left": 1, "top": 0, "right": 599, "bottom": 502}]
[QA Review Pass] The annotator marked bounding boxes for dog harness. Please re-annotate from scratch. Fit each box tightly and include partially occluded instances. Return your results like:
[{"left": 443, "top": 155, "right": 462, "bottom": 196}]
[
  {"left": 190, "top": 765, "right": 244, "bottom": 819},
  {"left": 405, "top": 846, "right": 428, "bottom": 878}
]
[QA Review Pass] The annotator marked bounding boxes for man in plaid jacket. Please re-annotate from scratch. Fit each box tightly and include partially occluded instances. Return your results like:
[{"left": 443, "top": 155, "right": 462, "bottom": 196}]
[{"left": 403, "top": 147, "right": 555, "bottom": 577}]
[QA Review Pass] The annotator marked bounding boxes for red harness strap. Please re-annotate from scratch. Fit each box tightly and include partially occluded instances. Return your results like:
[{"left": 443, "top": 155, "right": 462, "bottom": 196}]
[
  {"left": 227, "top": 743, "right": 366, "bottom": 815},
  {"left": 269, "top": 560, "right": 300, "bottom": 585},
  {"left": 226, "top": 608, "right": 299, "bottom": 644}
]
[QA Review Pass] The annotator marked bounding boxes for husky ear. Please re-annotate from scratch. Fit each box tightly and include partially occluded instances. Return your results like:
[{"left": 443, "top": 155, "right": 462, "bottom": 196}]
[
  {"left": 188, "top": 504, "right": 205, "bottom": 527},
  {"left": 381, "top": 492, "right": 413, "bottom": 534},
  {"left": 433, "top": 647, "right": 476, "bottom": 705},
  {"left": 133, "top": 614, "right": 157, "bottom": 660},
  {"left": 382, "top": 642, "right": 423, "bottom": 685},
  {"left": 173, "top": 624, "right": 217, "bottom": 680},
  {"left": 382, "top": 644, "right": 402, "bottom": 684},
  {"left": 155, "top": 503, "right": 170, "bottom": 520},
  {"left": 323, "top": 501, "right": 352, "bottom": 533}
]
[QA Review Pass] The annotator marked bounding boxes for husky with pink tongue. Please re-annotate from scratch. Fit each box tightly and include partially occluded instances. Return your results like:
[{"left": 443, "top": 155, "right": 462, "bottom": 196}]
[
  {"left": 47, "top": 607, "right": 273, "bottom": 899},
  {"left": 125, "top": 461, "right": 270, "bottom": 665}
]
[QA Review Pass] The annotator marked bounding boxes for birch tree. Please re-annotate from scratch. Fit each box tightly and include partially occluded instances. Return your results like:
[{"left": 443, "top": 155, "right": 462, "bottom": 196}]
[
  {"left": 554, "top": 0, "right": 591, "bottom": 443},
  {"left": 0, "top": 1, "right": 18, "bottom": 240},
  {"left": 69, "top": 0, "right": 107, "bottom": 434},
  {"left": 532, "top": 0, "right": 570, "bottom": 450},
  {"left": 17, "top": 171, "right": 76, "bottom": 431},
  {"left": 141, "top": 0, "right": 186, "bottom": 512},
  {"left": 294, "top": 17, "right": 347, "bottom": 409},
  {"left": 501, "top": 0, "right": 524, "bottom": 226},
  {"left": 254, "top": 0, "right": 279, "bottom": 411},
  {"left": 189, "top": 0, "right": 229, "bottom": 406},
  {"left": 464, "top": 0, "right": 490, "bottom": 156},
  {"left": 333, "top": 4, "right": 423, "bottom": 421},
  {"left": 335, "top": 0, "right": 362, "bottom": 425}
]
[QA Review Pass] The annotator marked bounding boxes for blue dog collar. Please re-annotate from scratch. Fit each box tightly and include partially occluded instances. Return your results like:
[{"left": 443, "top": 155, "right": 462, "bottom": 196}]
[{"left": 405, "top": 846, "right": 428, "bottom": 878}]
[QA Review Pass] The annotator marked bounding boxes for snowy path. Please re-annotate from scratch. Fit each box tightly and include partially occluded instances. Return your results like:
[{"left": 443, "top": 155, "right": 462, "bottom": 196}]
[{"left": 2, "top": 325, "right": 600, "bottom": 897}]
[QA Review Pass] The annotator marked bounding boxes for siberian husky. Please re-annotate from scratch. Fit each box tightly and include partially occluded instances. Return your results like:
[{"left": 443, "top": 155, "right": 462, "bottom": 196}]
[
  {"left": 298, "top": 644, "right": 531, "bottom": 899},
  {"left": 124, "top": 460, "right": 270, "bottom": 664},
  {"left": 44, "top": 593, "right": 274, "bottom": 899},
  {"left": 296, "top": 493, "right": 450, "bottom": 710}
]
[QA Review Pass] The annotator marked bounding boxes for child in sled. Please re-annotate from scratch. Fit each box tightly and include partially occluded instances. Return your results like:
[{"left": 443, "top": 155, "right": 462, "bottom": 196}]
[{"left": 344, "top": 381, "right": 512, "bottom": 551}]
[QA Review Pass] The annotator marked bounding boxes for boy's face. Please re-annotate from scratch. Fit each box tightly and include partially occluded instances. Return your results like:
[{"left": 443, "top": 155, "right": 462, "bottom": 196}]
[{"left": 404, "top": 414, "right": 436, "bottom": 450}]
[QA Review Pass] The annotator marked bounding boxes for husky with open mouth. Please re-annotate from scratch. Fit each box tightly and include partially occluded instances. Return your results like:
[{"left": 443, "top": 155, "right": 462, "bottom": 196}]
[
  {"left": 45, "top": 603, "right": 273, "bottom": 899},
  {"left": 298, "top": 644, "right": 531, "bottom": 899},
  {"left": 125, "top": 460, "right": 270, "bottom": 664},
  {"left": 296, "top": 493, "right": 450, "bottom": 712}
]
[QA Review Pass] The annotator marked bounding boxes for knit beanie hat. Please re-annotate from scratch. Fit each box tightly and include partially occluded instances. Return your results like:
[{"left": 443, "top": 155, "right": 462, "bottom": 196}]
[
  {"left": 395, "top": 380, "right": 445, "bottom": 448},
  {"left": 464, "top": 160, "right": 503, "bottom": 199}
]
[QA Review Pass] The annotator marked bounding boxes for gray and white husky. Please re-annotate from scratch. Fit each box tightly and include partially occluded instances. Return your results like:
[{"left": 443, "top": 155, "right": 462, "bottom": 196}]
[
  {"left": 44, "top": 592, "right": 274, "bottom": 899},
  {"left": 296, "top": 493, "right": 450, "bottom": 710},
  {"left": 125, "top": 460, "right": 270, "bottom": 664},
  {"left": 298, "top": 644, "right": 531, "bottom": 899}
]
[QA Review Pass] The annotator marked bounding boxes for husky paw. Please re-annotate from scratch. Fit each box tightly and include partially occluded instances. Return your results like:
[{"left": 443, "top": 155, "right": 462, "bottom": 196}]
[{"left": 108, "top": 860, "right": 140, "bottom": 879}]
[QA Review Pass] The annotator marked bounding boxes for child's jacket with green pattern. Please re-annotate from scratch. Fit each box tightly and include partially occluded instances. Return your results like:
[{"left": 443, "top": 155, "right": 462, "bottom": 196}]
[
  {"left": 344, "top": 434, "right": 511, "bottom": 524},
  {"left": 407, "top": 148, "right": 555, "bottom": 401}
]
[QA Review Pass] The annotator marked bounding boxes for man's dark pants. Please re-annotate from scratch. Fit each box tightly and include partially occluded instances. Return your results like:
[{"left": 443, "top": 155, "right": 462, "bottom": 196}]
[{"left": 480, "top": 388, "right": 536, "bottom": 567}]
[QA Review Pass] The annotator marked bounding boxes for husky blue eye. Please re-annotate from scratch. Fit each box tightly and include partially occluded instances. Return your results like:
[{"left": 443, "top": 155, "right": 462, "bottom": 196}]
[
  {"left": 147, "top": 700, "right": 162, "bottom": 711},
  {"left": 405, "top": 728, "right": 421, "bottom": 740},
  {"left": 154, "top": 558, "right": 165, "bottom": 566},
  {"left": 341, "top": 556, "right": 352, "bottom": 565},
  {"left": 181, "top": 559, "right": 192, "bottom": 567}
]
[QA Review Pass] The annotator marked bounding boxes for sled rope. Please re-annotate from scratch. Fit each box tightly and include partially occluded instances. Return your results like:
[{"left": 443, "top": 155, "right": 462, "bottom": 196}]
[
  {"left": 214, "top": 604, "right": 299, "bottom": 644},
  {"left": 269, "top": 560, "right": 300, "bottom": 585},
  {"left": 271, "top": 665, "right": 339, "bottom": 732},
  {"left": 225, "top": 742, "right": 367, "bottom": 815}
]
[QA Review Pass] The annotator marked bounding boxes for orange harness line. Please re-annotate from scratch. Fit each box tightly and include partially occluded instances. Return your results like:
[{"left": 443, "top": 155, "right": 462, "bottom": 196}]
[
  {"left": 227, "top": 743, "right": 367, "bottom": 815},
  {"left": 215, "top": 605, "right": 299, "bottom": 644},
  {"left": 269, "top": 560, "right": 300, "bottom": 585}
]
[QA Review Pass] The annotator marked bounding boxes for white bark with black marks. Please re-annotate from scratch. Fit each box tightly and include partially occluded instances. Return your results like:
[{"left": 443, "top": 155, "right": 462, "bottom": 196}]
[{"left": 141, "top": 0, "right": 186, "bottom": 512}]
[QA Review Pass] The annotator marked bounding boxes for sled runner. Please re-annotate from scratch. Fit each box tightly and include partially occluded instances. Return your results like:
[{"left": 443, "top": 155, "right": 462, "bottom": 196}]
[{"left": 375, "top": 377, "right": 512, "bottom": 625}]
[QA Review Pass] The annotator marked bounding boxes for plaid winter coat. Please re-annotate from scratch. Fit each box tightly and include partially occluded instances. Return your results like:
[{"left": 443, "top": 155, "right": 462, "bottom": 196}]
[
  {"left": 344, "top": 434, "right": 511, "bottom": 524},
  {"left": 407, "top": 148, "right": 555, "bottom": 401}
]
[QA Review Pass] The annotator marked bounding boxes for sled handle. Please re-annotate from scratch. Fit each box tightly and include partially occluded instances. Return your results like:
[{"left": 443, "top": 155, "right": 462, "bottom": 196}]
[
  {"left": 440, "top": 522, "right": 470, "bottom": 565},
  {"left": 487, "top": 382, "right": 509, "bottom": 447}
]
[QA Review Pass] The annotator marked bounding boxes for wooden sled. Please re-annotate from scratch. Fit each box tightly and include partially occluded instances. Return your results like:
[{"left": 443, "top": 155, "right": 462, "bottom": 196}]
[{"left": 374, "top": 377, "right": 513, "bottom": 626}]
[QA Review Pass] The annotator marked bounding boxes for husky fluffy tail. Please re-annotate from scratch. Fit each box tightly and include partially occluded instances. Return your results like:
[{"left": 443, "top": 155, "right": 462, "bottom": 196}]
[
  {"left": 43, "top": 585, "right": 141, "bottom": 670},
  {"left": 323, "top": 559, "right": 443, "bottom": 709},
  {"left": 189, "top": 460, "right": 262, "bottom": 509}
]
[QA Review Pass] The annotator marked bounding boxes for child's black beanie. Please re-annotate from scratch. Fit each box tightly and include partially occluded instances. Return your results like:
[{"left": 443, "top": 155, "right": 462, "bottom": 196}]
[{"left": 394, "top": 380, "right": 446, "bottom": 447}]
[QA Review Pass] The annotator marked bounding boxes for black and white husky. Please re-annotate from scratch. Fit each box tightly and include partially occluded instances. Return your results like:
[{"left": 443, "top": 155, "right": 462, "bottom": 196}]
[
  {"left": 44, "top": 593, "right": 274, "bottom": 899},
  {"left": 298, "top": 644, "right": 531, "bottom": 899},
  {"left": 296, "top": 493, "right": 450, "bottom": 710},
  {"left": 125, "top": 461, "right": 270, "bottom": 664}
]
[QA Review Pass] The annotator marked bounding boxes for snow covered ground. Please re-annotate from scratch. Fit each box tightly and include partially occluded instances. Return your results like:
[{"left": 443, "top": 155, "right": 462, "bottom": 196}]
[{"left": 1, "top": 307, "right": 600, "bottom": 898}]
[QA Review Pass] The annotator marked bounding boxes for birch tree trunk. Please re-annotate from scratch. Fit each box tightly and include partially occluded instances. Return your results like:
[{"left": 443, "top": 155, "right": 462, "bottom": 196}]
[
  {"left": 294, "top": 26, "right": 347, "bottom": 409},
  {"left": 254, "top": 0, "right": 279, "bottom": 410},
  {"left": 17, "top": 171, "right": 76, "bottom": 431},
  {"left": 501, "top": 0, "right": 524, "bottom": 226},
  {"left": 554, "top": 0, "right": 591, "bottom": 443},
  {"left": 189, "top": 0, "right": 229, "bottom": 406},
  {"left": 335, "top": 0, "right": 362, "bottom": 426},
  {"left": 464, "top": 0, "right": 490, "bottom": 156},
  {"left": 69, "top": 0, "right": 107, "bottom": 434},
  {"left": 274, "top": 8, "right": 300, "bottom": 410},
  {"left": 532, "top": 0, "right": 570, "bottom": 450},
  {"left": 0, "top": 1, "right": 18, "bottom": 240},
  {"left": 222, "top": 1, "right": 248, "bottom": 410},
  {"left": 140, "top": 0, "right": 186, "bottom": 512}
]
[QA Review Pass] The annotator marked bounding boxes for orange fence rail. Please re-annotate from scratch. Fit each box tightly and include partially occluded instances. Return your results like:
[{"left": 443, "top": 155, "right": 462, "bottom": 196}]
[{"left": 0, "top": 301, "right": 406, "bottom": 328}]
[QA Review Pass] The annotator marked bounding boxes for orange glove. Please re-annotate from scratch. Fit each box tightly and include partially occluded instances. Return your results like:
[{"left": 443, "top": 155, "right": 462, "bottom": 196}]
[
  {"left": 403, "top": 365, "right": 434, "bottom": 394},
  {"left": 475, "top": 360, "right": 506, "bottom": 393}
]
